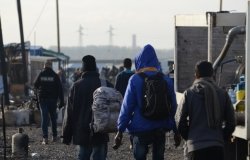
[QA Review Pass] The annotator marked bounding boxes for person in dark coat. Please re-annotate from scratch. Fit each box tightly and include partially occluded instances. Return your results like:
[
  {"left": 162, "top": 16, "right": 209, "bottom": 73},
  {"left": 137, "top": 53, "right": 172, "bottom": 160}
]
[
  {"left": 34, "top": 61, "right": 64, "bottom": 144},
  {"left": 62, "top": 55, "right": 113, "bottom": 160},
  {"left": 115, "top": 58, "right": 134, "bottom": 97},
  {"left": 175, "top": 60, "right": 236, "bottom": 160}
]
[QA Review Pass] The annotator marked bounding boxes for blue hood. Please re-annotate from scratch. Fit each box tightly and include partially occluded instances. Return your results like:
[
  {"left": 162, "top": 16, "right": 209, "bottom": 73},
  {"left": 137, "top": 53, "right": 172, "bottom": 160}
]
[{"left": 135, "top": 44, "right": 160, "bottom": 71}]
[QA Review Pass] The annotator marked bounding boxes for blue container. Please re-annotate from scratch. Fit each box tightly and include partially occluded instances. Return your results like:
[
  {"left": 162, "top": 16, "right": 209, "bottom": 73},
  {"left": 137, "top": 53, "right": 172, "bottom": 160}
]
[
  {"left": 236, "top": 75, "right": 245, "bottom": 91},
  {"left": 236, "top": 81, "right": 245, "bottom": 91}
]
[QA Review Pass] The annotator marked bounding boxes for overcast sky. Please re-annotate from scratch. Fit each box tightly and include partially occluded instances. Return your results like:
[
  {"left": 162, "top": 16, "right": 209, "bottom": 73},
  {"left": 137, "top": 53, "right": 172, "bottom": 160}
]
[{"left": 0, "top": 0, "right": 247, "bottom": 49}]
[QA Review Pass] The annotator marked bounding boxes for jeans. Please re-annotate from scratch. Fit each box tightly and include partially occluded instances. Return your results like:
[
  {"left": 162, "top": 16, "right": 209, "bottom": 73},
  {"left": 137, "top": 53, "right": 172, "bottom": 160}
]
[
  {"left": 132, "top": 129, "right": 166, "bottom": 160},
  {"left": 78, "top": 143, "right": 108, "bottom": 160},
  {"left": 39, "top": 98, "right": 58, "bottom": 138}
]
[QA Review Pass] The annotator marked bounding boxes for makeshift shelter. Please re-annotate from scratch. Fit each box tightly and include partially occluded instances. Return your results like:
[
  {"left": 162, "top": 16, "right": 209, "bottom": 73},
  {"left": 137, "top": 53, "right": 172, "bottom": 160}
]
[
  {"left": 4, "top": 43, "right": 70, "bottom": 97},
  {"left": 29, "top": 46, "right": 69, "bottom": 67}
]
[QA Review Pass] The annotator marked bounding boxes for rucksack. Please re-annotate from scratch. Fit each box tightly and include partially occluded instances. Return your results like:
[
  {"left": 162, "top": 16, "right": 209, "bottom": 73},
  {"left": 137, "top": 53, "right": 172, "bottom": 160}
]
[
  {"left": 139, "top": 72, "right": 171, "bottom": 120},
  {"left": 91, "top": 79, "right": 123, "bottom": 133}
]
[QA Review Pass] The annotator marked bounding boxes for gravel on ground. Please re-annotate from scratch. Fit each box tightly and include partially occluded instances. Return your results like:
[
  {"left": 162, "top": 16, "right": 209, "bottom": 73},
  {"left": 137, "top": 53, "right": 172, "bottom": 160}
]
[{"left": 1, "top": 126, "right": 184, "bottom": 160}]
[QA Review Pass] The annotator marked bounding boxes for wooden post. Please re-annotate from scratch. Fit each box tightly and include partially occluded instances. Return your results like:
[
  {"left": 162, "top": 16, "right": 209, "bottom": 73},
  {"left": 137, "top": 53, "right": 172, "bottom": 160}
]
[{"left": 17, "top": 0, "right": 28, "bottom": 84}]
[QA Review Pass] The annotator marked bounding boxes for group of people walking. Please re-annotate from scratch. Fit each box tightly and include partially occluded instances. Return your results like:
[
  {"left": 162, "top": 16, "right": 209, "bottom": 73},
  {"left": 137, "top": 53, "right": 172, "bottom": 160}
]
[{"left": 33, "top": 44, "right": 235, "bottom": 160}]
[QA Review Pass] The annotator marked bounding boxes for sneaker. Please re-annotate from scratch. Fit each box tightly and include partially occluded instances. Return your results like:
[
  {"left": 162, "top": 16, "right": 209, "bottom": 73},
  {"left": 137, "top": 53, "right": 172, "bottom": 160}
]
[
  {"left": 42, "top": 138, "right": 48, "bottom": 145},
  {"left": 129, "top": 144, "right": 133, "bottom": 150},
  {"left": 52, "top": 136, "right": 58, "bottom": 142}
]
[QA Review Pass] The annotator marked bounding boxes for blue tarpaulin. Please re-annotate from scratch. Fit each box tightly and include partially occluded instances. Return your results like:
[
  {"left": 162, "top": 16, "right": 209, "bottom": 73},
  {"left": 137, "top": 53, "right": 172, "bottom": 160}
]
[{"left": 30, "top": 46, "right": 69, "bottom": 61}]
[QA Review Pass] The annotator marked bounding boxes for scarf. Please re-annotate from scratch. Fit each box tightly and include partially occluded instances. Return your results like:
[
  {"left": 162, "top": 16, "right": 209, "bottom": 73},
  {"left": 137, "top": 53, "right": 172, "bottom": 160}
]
[
  {"left": 193, "top": 77, "right": 221, "bottom": 128},
  {"left": 136, "top": 67, "right": 158, "bottom": 73}
]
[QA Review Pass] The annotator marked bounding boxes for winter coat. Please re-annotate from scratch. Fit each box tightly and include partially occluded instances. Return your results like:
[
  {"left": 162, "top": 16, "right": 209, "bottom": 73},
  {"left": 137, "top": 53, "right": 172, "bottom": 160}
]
[
  {"left": 62, "top": 71, "right": 113, "bottom": 146},
  {"left": 117, "top": 44, "right": 178, "bottom": 134},
  {"left": 115, "top": 69, "right": 134, "bottom": 97},
  {"left": 175, "top": 79, "right": 236, "bottom": 153},
  {"left": 34, "top": 67, "right": 64, "bottom": 103}
]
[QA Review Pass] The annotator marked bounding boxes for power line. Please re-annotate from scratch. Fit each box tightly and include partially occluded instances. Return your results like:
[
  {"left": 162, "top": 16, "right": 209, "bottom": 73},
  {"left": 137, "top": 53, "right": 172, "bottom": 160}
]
[
  {"left": 26, "top": 0, "right": 49, "bottom": 40},
  {"left": 108, "top": 25, "right": 114, "bottom": 46},
  {"left": 78, "top": 25, "right": 84, "bottom": 47}
]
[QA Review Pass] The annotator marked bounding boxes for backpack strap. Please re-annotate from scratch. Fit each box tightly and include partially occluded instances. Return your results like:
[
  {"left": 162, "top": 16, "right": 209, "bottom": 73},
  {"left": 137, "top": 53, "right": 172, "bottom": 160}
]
[{"left": 138, "top": 72, "right": 148, "bottom": 79}]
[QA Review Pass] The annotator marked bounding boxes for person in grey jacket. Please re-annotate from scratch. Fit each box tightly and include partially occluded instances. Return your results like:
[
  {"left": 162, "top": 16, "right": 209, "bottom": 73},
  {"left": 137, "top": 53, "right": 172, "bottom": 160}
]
[{"left": 175, "top": 60, "right": 235, "bottom": 160}]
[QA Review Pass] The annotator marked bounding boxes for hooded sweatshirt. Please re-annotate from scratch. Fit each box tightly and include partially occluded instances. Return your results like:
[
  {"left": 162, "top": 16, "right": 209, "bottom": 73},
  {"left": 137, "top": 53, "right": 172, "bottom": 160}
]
[{"left": 117, "top": 44, "right": 177, "bottom": 133}]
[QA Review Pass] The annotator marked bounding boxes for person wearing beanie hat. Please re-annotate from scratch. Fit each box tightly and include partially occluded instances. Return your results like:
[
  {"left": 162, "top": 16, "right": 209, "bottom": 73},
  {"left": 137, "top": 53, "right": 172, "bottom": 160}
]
[
  {"left": 82, "top": 55, "right": 97, "bottom": 72},
  {"left": 62, "top": 55, "right": 113, "bottom": 160}
]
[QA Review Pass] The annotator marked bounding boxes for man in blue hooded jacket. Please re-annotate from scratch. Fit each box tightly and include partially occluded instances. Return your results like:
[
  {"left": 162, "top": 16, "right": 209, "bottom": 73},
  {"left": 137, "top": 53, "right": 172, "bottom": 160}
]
[{"left": 114, "top": 44, "right": 181, "bottom": 160}]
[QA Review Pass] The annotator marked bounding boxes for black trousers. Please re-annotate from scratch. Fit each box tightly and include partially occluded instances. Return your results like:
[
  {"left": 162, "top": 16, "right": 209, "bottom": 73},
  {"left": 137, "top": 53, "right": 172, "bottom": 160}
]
[{"left": 189, "top": 146, "right": 224, "bottom": 160}]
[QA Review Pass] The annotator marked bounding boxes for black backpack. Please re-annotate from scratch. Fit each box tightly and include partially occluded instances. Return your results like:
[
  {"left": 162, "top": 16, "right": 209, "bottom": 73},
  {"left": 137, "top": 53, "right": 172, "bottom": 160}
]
[{"left": 139, "top": 72, "right": 171, "bottom": 120}]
